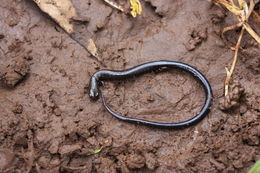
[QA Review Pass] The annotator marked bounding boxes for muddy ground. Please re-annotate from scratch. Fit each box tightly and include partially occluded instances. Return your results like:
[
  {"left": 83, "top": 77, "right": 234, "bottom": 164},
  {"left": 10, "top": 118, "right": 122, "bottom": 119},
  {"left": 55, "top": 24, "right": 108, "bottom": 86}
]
[{"left": 0, "top": 0, "right": 259, "bottom": 172}]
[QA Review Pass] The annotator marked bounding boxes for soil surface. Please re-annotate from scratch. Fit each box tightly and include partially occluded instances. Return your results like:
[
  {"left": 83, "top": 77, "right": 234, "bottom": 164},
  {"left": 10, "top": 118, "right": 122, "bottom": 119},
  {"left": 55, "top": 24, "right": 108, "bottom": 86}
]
[{"left": 0, "top": 0, "right": 259, "bottom": 172}]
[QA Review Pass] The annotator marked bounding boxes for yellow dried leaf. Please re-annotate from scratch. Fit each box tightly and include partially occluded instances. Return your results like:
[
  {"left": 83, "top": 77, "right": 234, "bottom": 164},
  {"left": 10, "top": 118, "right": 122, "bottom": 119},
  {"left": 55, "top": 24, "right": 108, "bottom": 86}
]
[
  {"left": 238, "top": 0, "right": 247, "bottom": 9},
  {"left": 248, "top": 0, "right": 256, "bottom": 18},
  {"left": 130, "top": 0, "right": 142, "bottom": 17},
  {"left": 243, "top": 23, "right": 260, "bottom": 44},
  {"left": 214, "top": 0, "right": 243, "bottom": 16},
  {"left": 238, "top": 0, "right": 248, "bottom": 21}
]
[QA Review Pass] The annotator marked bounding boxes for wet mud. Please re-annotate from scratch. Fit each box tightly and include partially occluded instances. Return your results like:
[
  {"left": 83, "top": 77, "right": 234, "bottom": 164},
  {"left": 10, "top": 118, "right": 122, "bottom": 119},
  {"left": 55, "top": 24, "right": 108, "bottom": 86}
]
[{"left": 0, "top": 0, "right": 259, "bottom": 172}]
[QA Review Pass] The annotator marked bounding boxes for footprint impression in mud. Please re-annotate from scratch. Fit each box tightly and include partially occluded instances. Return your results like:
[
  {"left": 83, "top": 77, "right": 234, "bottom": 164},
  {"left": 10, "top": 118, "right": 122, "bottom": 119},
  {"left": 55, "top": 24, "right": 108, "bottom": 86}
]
[{"left": 89, "top": 60, "right": 212, "bottom": 128}]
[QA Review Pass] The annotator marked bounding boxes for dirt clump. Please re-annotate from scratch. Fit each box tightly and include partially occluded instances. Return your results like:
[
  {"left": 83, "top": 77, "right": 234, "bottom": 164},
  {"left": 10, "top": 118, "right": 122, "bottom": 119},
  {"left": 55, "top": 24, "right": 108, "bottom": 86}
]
[
  {"left": 12, "top": 103, "right": 23, "bottom": 114},
  {"left": 185, "top": 27, "right": 208, "bottom": 51},
  {"left": 144, "top": 152, "right": 159, "bottom": 170},
  {"left": 126, "top": 153, "right": 146, "bottom": 169},
  {"left": 219, "top": 80, "right": 245, "bottom": 111},
  {"left": 0, "top": 57, "right": 30, "bottom": 88}
]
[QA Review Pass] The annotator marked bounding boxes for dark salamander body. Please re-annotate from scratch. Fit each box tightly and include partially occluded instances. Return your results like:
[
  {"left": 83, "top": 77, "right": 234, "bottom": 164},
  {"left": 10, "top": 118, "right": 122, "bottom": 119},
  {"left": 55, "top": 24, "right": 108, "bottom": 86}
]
[{"left": 89, "top": 60, "right": 212, "bottom": 128}]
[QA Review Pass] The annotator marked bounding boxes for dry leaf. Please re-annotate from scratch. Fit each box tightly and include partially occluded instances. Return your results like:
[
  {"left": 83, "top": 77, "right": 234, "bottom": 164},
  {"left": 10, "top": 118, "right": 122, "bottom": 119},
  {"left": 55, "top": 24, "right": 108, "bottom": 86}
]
[
  {"left": 87, "top": 39, "right": 98, "bottom": 57},
  {"left": 130, "top": 0, "right": 142, "bottom": 17},
  {"left": 33, "top": 0, "right": 77, "bottom": 33}
]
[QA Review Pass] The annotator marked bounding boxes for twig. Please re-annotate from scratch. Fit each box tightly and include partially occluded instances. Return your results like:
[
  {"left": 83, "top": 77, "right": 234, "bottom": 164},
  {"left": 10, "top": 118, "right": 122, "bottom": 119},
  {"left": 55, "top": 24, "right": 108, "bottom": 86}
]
[
  {"left": 224, "top": 27, "right": 245, "bottom": 96},
  {"left": 102, "top": 0, "right": 125, "bottom": 12}
]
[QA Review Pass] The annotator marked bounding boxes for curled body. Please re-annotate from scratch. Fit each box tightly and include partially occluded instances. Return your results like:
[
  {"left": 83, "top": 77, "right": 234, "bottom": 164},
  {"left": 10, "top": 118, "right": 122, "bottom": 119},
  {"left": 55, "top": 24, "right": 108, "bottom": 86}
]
[{"left": 89, "top": 60, "right": 212, "bottom": 128}]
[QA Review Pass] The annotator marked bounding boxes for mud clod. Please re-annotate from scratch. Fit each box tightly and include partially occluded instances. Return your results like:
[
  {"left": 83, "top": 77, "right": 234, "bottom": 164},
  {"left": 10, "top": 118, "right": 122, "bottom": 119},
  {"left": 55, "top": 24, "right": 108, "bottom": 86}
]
[
  {"left": 126, "top": 153, "right": 146, "bottom": 169},
  {"left": 185, "top": 28, "right": 208, "bottom": 51},
  {"left": 242, "top": 126, "right": 260, "bottom": 146},
  {"left": 53, "top": 107, "right": 61, "bottom": 116},
  {"left": 144, "top": 152, "right": 158, "bottom": 170},
  {"left": 12, "top": 103, "right": 23, "bottom": 114},
  {"left": 219, "top": 80, "right": 245, "bottom": 111},
  {"left": 0, "top": 58, "right": 30, "bottom": 88}
]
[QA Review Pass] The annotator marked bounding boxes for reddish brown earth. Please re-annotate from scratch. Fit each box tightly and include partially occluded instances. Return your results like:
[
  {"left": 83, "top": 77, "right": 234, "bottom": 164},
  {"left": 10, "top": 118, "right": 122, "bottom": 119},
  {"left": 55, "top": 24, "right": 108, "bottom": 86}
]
[{"left": 0, "top": 0, "right": 259, "bottom": 172}]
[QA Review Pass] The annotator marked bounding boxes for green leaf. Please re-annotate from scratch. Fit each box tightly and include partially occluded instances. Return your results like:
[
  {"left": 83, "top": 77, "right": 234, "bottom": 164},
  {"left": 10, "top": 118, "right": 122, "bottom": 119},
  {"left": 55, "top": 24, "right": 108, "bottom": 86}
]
[
  {"left": 91, "top": 148, "right": 102, "bottom": 154},
  {"left": 248, "top": 160, "right": 260, "bottom": 173}
]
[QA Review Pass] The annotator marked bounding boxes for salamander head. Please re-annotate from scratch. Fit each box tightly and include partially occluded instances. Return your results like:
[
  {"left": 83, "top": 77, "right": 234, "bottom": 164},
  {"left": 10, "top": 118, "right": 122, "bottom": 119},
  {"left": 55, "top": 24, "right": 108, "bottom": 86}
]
[
  {"left": 89, "top": 88, "right": 99, "bottom": 100},
  {"left": 89, "top": 76, "right": 100, "bottom": 100}
]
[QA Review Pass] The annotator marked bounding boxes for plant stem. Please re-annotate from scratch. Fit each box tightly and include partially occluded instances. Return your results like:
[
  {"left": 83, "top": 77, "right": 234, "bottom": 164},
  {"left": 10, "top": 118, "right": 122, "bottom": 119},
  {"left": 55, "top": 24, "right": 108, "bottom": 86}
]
[{"left": 224, "top": 27, "right": 245, "bottom": 96}]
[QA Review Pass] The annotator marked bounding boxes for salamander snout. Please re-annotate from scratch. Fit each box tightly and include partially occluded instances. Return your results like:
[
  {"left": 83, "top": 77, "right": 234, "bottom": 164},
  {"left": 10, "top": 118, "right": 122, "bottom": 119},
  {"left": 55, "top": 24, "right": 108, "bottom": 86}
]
[
  {"left": 89, "top": 88, "right": 99, "bottom": 100},
  {"left": 89, "top": 76, "right": 100, "bottom": 100}
]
